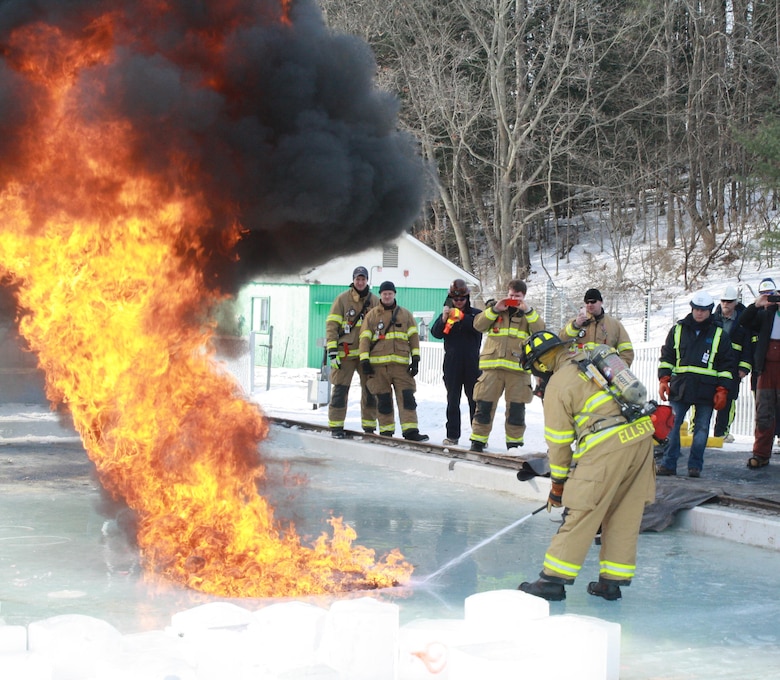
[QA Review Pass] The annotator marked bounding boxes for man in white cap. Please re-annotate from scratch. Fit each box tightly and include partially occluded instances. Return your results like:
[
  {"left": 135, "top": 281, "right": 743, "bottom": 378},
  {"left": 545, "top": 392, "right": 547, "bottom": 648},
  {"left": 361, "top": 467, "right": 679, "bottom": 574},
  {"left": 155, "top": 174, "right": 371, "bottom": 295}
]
[
  {"left": 656, "top": 291, "right": 736, "bottom": 477},
  {"left": 712, "top": 285, "right": 752, "bottom": 441},
  {"left": 739, "top": 277, "right": 780, "bottom": 468}
]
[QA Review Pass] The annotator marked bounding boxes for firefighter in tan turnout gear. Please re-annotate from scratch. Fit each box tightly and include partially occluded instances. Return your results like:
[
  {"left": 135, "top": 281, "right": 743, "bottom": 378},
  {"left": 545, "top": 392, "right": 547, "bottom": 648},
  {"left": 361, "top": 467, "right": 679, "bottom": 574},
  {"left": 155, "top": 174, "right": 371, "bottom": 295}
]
[
  {"left": 358, "top": 281, "right": 429, "bottom": 441},
  {"left": 518, "top": 331, "right": 656, "bottom": 602},
  {"left": 559, "top": 288, "right": 635, "bottom": 365},
  {"left": 326, "top": 266, "right": 379, "bottom": 438},
  {"left": 469, "top": 279, "right": 545, "bottom": 452}
]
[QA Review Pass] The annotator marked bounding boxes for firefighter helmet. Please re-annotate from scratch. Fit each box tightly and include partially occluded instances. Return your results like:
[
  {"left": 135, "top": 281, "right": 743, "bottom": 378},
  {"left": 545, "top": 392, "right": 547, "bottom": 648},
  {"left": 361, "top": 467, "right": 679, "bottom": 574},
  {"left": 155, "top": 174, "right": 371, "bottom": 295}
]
[
  {"left": 449, "top": 279, "right": 469, "bottom": 298},
  {"left": 522, "top": 330, "right": 565, "bottom": 372}
]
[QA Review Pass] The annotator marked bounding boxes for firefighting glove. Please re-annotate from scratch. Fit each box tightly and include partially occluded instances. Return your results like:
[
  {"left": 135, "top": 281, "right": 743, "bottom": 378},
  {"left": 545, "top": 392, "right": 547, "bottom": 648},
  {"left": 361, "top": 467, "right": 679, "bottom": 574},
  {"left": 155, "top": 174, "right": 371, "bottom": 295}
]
[
  {"left": 547, "top": 480, "right": 565, "bottom": 512},
  {"left": 408, "top": 356, "right": 420, "bottom": 377},
  {"left": 713, "top": 386, "right": 729, "bottom": 411},
  {"left": 659, "top": 376, "right": 670, "bottom": 402},
  {"left": 328, "top": 349, "right": 340, "bottom": 370},
  {"left": 361, "top": 359, "right": 374, "bottom": 376}
]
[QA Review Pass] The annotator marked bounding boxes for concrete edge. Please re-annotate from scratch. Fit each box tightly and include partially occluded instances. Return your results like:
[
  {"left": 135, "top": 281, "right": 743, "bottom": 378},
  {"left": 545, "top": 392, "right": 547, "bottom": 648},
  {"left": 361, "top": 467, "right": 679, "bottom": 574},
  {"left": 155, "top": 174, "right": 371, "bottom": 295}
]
[{"left": 268, "top": 424, "right": 780, "bottom": 553}]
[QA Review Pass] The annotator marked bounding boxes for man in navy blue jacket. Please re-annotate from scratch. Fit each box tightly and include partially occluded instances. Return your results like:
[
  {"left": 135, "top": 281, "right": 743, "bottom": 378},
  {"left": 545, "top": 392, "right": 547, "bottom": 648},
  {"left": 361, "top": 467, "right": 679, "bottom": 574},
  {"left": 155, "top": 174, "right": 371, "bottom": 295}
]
[
  {"left": 657, "top": 291, "right": 736, "bottom": 477},
  {"left": 430, "top": 279, "right": 482, "bottom": 447}
]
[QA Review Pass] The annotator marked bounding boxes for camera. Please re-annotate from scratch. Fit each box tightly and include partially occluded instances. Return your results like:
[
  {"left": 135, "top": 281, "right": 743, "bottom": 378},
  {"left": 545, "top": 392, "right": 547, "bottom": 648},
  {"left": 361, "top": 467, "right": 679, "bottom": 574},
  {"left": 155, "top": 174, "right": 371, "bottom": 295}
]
[{"left": 768, "top": 295, "right": 780, "bottom": 303}]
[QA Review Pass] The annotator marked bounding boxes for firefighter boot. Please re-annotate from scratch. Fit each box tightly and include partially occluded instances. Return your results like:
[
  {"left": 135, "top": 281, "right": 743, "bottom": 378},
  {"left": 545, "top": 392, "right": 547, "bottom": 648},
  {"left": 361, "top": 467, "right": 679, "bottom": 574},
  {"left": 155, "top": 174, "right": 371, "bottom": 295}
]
[
  {"left": 587, "top": 577, "right": 622, "bottom": 601},
  {"left": 518, "top": 577, "right": 566, "bottom": 601},
  {"left": 403, "top": 428, "right": 429, "bottom": 442}
]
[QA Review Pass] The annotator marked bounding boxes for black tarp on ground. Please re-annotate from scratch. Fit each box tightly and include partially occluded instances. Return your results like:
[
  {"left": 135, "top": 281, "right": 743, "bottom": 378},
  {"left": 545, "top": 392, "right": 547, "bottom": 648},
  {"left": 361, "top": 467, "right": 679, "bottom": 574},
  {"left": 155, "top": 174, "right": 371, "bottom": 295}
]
[{"left": 641, "top": 486, "right": 718, "bottom": 532}]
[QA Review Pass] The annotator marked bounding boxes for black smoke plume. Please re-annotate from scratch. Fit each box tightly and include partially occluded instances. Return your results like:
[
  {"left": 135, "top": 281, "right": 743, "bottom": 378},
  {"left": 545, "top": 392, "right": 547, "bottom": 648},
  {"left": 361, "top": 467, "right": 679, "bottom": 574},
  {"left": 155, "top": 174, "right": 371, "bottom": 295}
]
[{"left": 0, "top": 0, "right": 428, "bottom": 295}]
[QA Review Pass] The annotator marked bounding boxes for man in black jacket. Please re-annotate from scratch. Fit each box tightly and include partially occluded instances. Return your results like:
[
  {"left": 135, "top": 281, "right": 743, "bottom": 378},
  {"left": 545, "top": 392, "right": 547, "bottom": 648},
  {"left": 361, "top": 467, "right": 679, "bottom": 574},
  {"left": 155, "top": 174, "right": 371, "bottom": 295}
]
[
  {"left": 712, "top": 285, "right": 752, "bottom": 441},
  {"left": 739, "top": 277, "right": 780, "bottom": 468},
  {"left": 430, "top": 279, "right": 482, "bottom": 447},
  {"left": 657, "top": 291, "right": 736, "bottom": 477}
]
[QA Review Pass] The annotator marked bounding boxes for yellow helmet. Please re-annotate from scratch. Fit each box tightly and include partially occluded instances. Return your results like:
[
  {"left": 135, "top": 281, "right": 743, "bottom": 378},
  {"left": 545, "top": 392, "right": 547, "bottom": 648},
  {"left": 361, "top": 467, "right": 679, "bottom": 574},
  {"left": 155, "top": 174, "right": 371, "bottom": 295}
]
[{"left": 522, "top": 330, "right": 564, "bottom": 372}]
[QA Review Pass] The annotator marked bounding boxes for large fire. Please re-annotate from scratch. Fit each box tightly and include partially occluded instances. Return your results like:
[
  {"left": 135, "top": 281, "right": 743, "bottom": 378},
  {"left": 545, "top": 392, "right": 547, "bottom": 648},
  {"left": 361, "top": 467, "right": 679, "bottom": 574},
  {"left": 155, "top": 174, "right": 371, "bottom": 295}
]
[{"left": 0, "top": 3, "right": 413, "bottom": 595}]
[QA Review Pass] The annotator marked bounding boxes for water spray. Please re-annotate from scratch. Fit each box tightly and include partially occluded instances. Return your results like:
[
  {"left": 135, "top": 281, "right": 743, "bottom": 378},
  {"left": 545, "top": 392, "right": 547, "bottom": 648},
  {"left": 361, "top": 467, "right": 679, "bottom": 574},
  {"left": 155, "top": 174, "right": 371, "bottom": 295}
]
[{"left": 421, "top": 504, "right": 548, "bottom": 584}]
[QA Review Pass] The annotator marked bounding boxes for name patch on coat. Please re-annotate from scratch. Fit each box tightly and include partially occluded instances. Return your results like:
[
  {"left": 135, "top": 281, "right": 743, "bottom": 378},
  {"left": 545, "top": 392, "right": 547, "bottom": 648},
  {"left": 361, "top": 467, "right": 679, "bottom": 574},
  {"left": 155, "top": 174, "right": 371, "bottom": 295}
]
[{"left": 617, "top": 419, "right": 653, "bottom": 443}]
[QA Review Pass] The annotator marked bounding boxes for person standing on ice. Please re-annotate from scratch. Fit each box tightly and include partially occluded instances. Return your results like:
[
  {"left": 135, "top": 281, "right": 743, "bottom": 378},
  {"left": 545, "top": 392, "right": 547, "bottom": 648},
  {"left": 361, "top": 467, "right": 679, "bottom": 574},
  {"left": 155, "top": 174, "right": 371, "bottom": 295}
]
[
  {"left": 468, "top": 279, "right": 545, "bottom": 452},
  {"left": 325, "top": 266, "right": 379, "bottom": 438},
  {"left": 430, "top": 279, "right": 482, "bottom": 447},
  {"left": 518, "top": 331, "right": 656, "bottom": 602},
  {"left": 359, "top": 281, "right": 429, "bottom": 441},
  {"left": 656, "top": 291, "right": 736, "bottom": 478}
]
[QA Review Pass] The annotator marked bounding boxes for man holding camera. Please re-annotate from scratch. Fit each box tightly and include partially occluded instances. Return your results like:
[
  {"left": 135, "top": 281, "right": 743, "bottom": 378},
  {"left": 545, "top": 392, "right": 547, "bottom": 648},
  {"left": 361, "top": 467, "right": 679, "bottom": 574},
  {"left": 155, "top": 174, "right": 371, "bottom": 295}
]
[
  {"left": 739, "top": 277, "right": 780, "bottom": 468},
  {"left": 559, "top": 288, "right": 634, "bottom": 365}
]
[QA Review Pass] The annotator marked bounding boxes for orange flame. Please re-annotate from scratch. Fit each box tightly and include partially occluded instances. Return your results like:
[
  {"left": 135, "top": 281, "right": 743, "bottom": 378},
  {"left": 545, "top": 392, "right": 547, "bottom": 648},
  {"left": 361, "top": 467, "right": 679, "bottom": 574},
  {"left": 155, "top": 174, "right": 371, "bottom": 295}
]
[{"left": 0, "top": 6, "right": 412, "bottom": 597}]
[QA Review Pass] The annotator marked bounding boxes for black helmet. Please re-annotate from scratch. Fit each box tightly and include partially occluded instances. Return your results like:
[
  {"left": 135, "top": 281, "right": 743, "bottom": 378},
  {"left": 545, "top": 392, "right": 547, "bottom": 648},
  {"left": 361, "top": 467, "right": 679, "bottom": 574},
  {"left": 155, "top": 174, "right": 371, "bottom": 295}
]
[{"left": 522, "top": 330, "right": 564, "bottom": 373}]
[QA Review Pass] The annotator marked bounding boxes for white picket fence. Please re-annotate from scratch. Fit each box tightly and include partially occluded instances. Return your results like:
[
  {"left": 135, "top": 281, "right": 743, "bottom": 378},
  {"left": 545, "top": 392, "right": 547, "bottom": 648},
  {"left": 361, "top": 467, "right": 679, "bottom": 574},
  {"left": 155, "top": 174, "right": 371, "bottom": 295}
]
[{"left": 417, "top": 341, "right": 757, "bottom": 438}]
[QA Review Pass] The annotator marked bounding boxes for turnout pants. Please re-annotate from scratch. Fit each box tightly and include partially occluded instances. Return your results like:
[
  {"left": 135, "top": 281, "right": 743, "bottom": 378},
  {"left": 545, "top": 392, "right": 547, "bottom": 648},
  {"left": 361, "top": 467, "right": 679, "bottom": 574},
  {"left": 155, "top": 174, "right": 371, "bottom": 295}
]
[
  {"left": 753, "top": 340, "right": 780, "bottom": 459},
  {"left": 328, "top": 356, "right": 377, "bottom": 432},
  {"left": 470, "top": 368, "right": 532, "bottom": 446},
  {"left": 365, "top": 363, "right": 419, "bottom": 436},
  {"left": 542, "top": 435, "right": 656, "bottom": 584}
]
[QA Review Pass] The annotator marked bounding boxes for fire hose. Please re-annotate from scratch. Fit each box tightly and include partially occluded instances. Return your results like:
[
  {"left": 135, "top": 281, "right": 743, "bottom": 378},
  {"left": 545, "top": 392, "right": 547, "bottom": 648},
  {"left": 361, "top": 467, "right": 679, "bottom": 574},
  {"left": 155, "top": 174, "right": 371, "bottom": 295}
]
[{"left": 421, "top": 504, "right": 547, "bottom": 583}]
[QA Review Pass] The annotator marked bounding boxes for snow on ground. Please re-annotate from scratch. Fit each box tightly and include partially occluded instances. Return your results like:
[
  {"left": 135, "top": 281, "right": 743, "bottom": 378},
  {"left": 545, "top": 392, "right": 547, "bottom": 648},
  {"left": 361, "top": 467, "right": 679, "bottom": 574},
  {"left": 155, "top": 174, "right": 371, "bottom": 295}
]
[
  {"left": 251, "top": 230, "right": 778, "bottom": 454},
  {"left": 252, "top": 366, "right": 547, "bottom": 453}
]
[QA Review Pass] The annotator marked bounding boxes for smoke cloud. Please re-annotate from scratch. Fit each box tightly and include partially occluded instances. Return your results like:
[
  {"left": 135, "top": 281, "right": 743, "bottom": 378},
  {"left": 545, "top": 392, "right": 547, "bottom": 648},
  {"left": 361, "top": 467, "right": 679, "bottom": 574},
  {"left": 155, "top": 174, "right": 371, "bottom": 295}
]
[{"left": 0, "top": 0, "right": 428, "bottom": 294}]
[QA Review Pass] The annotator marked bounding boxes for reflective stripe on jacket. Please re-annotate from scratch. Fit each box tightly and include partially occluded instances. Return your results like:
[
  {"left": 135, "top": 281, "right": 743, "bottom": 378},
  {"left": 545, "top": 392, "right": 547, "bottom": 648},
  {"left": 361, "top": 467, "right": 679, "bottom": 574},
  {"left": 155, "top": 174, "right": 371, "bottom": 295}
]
[
  {"left": 358, "top": 304, "right": 420, "bottom": 366},
  {"left": 543, "top": 354, "right": 655, "bottom": 479},
  {"left": 326, "top": 287, "right": 377, "bottom": 356},
  {"left": 560, "top": 313, "right": 635, "bottom": 366},
  {"left": 658, "top": 313, "right": 735, "bottom": 403},
  {"left": 474, "top": 305, "right": 545, "bottom": 372}
]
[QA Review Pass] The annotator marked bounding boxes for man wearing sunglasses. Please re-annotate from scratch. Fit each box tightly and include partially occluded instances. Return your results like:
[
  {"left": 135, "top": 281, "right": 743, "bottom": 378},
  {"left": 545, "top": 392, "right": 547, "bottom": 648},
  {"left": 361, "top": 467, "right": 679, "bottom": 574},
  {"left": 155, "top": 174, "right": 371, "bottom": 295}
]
[
  {"left": 711, "top": 285, "right": 752, "bottom": 442},
  {"left": 560, "top": 288, "right": 634, "bottom": 366},
  {"left": 430, "top": 279, "right": 482, "bottom": 447}
]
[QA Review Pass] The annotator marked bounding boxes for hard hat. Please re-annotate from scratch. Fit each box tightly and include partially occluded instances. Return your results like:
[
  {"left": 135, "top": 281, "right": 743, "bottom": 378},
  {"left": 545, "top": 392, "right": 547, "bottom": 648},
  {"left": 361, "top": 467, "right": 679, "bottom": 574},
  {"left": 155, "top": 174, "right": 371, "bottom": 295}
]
[
  {"left": 449, "top": 279, "right": 469, "bottom": 297},
  {"left": 690, "top": 291, "right": 714, "bottom": 310},
  {"left": 522, "top": 330, "right": 564, "bottom": 372},
  {"left": 721, "top": 285, "right": 738, "bottom": 301},
  {"left": 758, "top": 278, "right": 776, "bottom": 294}
]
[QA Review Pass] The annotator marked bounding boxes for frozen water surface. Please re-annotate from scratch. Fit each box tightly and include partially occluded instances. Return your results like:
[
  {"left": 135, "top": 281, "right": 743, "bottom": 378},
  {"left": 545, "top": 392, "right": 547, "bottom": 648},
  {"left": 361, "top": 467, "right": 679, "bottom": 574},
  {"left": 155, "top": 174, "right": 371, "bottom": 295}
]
[{"left": 2, "top": 431, "right": 780, "bottom": 679}]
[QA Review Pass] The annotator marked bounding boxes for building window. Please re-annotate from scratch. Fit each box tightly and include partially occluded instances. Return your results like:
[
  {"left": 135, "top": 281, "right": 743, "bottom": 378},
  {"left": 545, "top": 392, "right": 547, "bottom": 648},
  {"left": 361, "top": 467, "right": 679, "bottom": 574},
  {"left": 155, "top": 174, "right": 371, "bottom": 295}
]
[
  {"left": 251, "top": 296, "right": 270, "bottom": 334},
  {"left": 382, "top": 244, "right": 399, "bottom": 268}
]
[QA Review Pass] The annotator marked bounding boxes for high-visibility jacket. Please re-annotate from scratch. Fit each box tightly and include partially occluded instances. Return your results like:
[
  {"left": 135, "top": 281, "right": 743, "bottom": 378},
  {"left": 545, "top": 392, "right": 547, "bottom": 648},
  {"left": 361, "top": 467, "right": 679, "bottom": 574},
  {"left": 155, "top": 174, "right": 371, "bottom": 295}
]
[
  {"left": 658, "top": 313, "right": 735, "bottom": 404},
  {"left": 474, "top": 305, "right": 545, "bottom": 373},
  {"left": 559, "top": 312, "right": 635, "bottom": 366},
  {"left": 544, "top": 348, "right": 655, "bottom": 481},
  {"left": 326, "top": 286, "right": 378, "bottom": 359},
  {"left": 359, "top": 303, "right": 420, "bottom": 366}
]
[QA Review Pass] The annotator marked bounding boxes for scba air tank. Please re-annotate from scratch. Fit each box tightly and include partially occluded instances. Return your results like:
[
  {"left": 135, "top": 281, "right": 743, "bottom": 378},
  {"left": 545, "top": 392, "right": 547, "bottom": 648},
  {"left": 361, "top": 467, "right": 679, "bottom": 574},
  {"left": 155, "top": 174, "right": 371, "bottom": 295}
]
[{"left": 588, "top": 345, "right": 647, "bottom": 405}]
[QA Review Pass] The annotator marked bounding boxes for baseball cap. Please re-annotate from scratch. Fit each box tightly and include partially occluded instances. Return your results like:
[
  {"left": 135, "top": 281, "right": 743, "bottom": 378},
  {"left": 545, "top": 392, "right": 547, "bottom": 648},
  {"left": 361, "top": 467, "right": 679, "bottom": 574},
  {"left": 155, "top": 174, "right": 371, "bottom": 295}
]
[
  {"left": 379, "top": 281, "right": 396, "bottom": 293},
  {"left": 758, "top": 278, "right": 776, "bottom": 294},
  {"left": 352, "top": 266, "right": 369, "bottom": 279}
]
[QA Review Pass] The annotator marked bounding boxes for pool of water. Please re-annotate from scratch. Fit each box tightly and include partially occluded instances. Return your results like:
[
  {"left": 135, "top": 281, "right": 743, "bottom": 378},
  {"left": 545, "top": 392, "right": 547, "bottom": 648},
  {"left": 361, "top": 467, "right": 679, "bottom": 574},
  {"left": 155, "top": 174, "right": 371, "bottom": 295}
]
[{"left": 2, "top": 427, "right": 780, "bottom": 679}]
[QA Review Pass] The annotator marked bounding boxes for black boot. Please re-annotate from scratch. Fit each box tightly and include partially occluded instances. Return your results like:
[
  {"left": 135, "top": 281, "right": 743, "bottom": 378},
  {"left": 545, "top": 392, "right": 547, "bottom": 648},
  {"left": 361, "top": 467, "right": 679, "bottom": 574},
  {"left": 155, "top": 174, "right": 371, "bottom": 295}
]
[
  {"left": 403, "top": 429, "right": 429, "bottom": 442},
  {"left": 331, "top": 428, "right": 346, "bottom": 439},
  {"left": 587, "top": 577, "right": 622, "bottom": 601},
  {"left": 469, "top": 441, "right": 485, "bottom": 453},
  {"left": 518, "top": 578, "right": 566, "bottom": 601}
]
